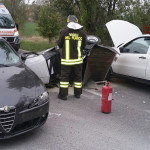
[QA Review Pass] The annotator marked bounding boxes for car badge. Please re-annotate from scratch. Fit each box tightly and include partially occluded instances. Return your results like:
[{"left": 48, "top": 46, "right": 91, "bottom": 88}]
[
  {"left": 0, "top": 105, "right": 15, "bottom": 112},
  {"left": 3, "top": 105, "right": 10, "bottom": 113}
]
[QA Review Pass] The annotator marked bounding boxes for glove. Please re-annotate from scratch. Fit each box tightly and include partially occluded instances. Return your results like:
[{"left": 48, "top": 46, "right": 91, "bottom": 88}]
[{"left": 83, "top": 49, "right": 90, "bottom": 57}]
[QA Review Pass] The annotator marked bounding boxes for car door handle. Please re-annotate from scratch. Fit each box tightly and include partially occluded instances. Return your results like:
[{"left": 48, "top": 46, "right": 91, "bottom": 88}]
[{"left": 139, "top": 56, "right": 146, "bottom": 59}]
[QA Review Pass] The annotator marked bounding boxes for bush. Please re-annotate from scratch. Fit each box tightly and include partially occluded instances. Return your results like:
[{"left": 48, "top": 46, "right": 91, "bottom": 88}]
[{"left": 37, "top": 4, "right": 63, "bottom": 42}]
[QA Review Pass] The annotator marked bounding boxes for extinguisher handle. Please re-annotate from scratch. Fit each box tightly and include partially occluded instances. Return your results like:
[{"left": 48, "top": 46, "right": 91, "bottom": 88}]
[{"left": 106, "top": 82, "right": 109, "bottom": 86}]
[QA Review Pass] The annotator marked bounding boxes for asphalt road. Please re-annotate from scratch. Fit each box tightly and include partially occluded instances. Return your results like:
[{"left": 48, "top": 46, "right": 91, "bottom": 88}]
[{"left": 0, "top": 78, "right": 150, "bottom": 150}]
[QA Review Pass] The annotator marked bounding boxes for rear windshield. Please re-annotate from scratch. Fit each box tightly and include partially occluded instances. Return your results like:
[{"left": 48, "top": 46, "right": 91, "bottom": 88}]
[
  {"left": 0, "top": 14, "right": 15, "bottom": 28},
  {"left": 0, "top": 41, "right": 20, "bottom": 65}
]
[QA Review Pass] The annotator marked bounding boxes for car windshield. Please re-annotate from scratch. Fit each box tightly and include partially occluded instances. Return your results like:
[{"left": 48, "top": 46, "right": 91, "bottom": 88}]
[
  {"left": 0, "top": 41, "right": 20, "bottom": 66},
  {"left": 0, "top": 14, "right": 15, "bottom": 28}
]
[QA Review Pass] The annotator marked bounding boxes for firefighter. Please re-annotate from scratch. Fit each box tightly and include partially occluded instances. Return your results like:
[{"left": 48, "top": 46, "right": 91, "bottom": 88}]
[{"left": 57, "top": 15, "right": 86, "bottom": 100}]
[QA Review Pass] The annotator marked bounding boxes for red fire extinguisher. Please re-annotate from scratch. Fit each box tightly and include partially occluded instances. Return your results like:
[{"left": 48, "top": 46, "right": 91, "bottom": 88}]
[{"left": 101, "top": 82, "right": 112, "bottom": 113}]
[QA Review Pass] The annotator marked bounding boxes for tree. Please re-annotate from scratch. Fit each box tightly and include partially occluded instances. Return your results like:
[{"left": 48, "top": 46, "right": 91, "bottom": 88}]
[
  {"left": 31, "top": 0, "right": 150, "bottom": 45},
  {"left": 79, "top": 0, "right": 150, "bottom": 45},
  {"left": 1, "top": 0, "right": 27, "bottom": 29},
  {"left": 37, "top": 4, "right": 63, "bottom": 42},
  {"left": 27, "top": 3, "right": 41, "bottom": 21},
  {"left": 52, "top": 0, "right": 74, "bottom": 17},
  {"left": 50, "top": 0, "right": 81, "bottom": 25},
  {"left": 118, "top": 0, "right": 150, "bottom": 34},
  {"left": 79, "top": 0, "right": 120, "bottom": 45},
  {"left": 80, "top": 0, "right": 98, "bottom": 34}
]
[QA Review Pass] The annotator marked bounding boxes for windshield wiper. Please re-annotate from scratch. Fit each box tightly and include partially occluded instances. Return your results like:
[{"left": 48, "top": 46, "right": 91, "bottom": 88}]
[{"left": 0, "top": 64, "right": 10, "bottom": 67}]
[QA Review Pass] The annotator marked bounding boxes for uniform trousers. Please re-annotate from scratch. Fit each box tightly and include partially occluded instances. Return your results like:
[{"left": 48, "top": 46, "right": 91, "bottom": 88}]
[{"left": 59, "top": 64, "right": 83, "bottom": 97}]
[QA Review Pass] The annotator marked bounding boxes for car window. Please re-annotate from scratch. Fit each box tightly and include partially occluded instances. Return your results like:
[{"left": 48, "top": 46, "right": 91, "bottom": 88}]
[
  {"left": 121, "top": 38, "right": 150, "bottom": 54},
  {"left": 0, "top": 14, "right": 15, "bottom": 28},
  {"left": 0, "top": 41, "right": 20, "bottom": 65}
]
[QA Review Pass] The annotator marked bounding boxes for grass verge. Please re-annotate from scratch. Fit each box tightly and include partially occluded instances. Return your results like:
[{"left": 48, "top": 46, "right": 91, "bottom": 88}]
[
  {"left": 20, "top": 22, "right": 57, "bottom": 52},
  {"left": 20, "top": 40, "right": 56, "bottom": 52},
  {"left": 20, "top": 22, "right": 39, "bottom": 36}
]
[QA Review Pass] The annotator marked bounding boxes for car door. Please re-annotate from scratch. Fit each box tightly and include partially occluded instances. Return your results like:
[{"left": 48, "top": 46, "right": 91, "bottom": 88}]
[
  {"left": 112, "top": 37, "right": 150, "bottom": 79},
  {"left": 24, "top": 54, "right": 50, "bottom": 84}
]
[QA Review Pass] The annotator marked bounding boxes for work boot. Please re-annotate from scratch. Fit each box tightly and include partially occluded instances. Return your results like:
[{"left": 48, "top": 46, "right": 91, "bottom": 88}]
[
  {"left": 58, "top": 94, "right": 67, "bottom": 100},
  {"left": 74, "top": 95, "right": 80, "bottom": 99}
]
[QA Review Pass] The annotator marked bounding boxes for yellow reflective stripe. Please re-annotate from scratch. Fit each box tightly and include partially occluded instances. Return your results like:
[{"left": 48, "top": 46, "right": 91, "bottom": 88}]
[
  {"left": 60, "top": 85, "right": 68, "bottom": 88},
  {"left": 77, "top": 40, "right": 82, "bottom": 59},
  {"left": 65, "top": 40, "right": 70, "bottom": 60},
  {"left": 61, "top": 60, "right": 83, "bottom": 65},
  {"left": 60, "top": 82, "right": 69, "bottom": 88},
  {"left": 67, "top": 18, "right": 69, "bottom": 22},
  {"left": 61, "top": 58, "right": 83, "bottom": 62},
  {"left": 74, "top": 82, "right": 82, "bottom": 85},
  {"left": 60, "top": 82, "right": 69, "bottom": 85},
  {"left": 74, "top": 85, "right": 82, "bottom": 88},
  {"left": 74, "top": 82, "right": 82, "bottom": 88}
]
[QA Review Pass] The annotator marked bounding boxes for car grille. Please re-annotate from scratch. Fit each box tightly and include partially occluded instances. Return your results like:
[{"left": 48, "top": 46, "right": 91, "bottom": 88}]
[
  {"left": 0, "top": 108, "right": 16, "bottom": 132},
  {"left": 2, "top": 37, "right": 15, "bottom": 43}
]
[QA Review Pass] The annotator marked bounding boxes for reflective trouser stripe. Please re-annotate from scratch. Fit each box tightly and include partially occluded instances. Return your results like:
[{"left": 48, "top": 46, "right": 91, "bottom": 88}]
[
  {"left": 60, "top": 85, "right": 68, "bottom": 88},
  {"left": 60, "top": 82, "right": 69, "bottom": 88},
  {"left": 77, "top": 40, "right": 82, "bottom": 58},
  {"left": 65, "top": 40, "right": 70, "bottom": 60},
  {"left": 60, "top": 82, "right": 69, "bottom": 84},
  {"left": 74, "top": 82, "right": 82, "bottom": 88}
]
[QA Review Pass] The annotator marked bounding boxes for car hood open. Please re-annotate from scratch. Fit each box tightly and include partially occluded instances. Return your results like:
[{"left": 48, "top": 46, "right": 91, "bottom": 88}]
[
  {"left": 106, "top": 20, "right": 142, "bottom": 47},
  {"left": 0, "top": 65, "right": 45, "bottom": 108}
]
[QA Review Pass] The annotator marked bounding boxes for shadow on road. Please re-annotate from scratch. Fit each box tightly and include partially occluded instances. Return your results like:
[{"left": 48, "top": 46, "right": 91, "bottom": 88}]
[
  {"left": 0, "top": 129, "right": 38, "bottom": 145},
  {"left": 110, "top": 77, "right": 150, "bottom": 92}
]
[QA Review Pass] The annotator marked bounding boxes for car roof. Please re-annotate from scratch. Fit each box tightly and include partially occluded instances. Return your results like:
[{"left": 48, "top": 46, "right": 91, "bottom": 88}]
[{"left": 140, "top": 34, "right": 150, "bottom": 37}]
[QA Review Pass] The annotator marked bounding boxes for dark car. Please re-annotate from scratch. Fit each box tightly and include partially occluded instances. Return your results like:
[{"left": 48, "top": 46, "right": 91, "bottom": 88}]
[{"left": 0, "top": 38, "right": 49, "bottom": 139}]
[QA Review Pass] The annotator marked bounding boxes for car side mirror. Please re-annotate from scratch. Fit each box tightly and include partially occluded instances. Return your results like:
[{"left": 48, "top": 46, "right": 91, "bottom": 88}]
[
  {"left": 120, "top": 47, "right": 130, "bottom": 53},
  {"left": 15, "top": 23, "right": 19, "bottom": 30},
  {"left": 21, "top": 53, "right": 27, "bottom": 60},
  {"left": 119, "top": 47, "right": 124, "bottom": 52}
]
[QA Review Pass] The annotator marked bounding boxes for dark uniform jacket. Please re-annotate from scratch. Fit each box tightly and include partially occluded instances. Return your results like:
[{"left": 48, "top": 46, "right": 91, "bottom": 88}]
[{"left": 57, "top": 28, "right": 86, "bottom": 65}]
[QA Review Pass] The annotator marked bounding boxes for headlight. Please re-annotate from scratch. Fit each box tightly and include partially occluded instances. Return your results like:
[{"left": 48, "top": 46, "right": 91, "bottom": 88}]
[
  {"left": 29, "top": 92, "right": 49, "bottom": 108},
  {"left": 14, "top": 31, "right": 19, "bottom": 36},
  {"left": 38, "top": 92, "right": 49, "bottom": 104}
]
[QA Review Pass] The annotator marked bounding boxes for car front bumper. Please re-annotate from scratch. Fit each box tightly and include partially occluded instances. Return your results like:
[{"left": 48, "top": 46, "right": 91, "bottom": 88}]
[{"left": 0, "top": 101, "right": 49, "bottom": 139}]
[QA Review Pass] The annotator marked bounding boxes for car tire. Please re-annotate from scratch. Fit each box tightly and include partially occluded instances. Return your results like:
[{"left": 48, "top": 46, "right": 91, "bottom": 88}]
[{"left": 86, "top": 35, "right": 101, "bottom": 45}]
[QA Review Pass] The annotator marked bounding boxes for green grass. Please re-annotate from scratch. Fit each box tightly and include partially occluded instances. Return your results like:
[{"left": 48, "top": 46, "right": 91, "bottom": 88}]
[
  {"left": 20, "top": 22, "right": 57, "bottom": 52},
  {"left": 20, "top": 22, "right": 39, "bottom": 36},
  {"left": 20, "top": 40, "right": 56, "bottom": 52}
]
